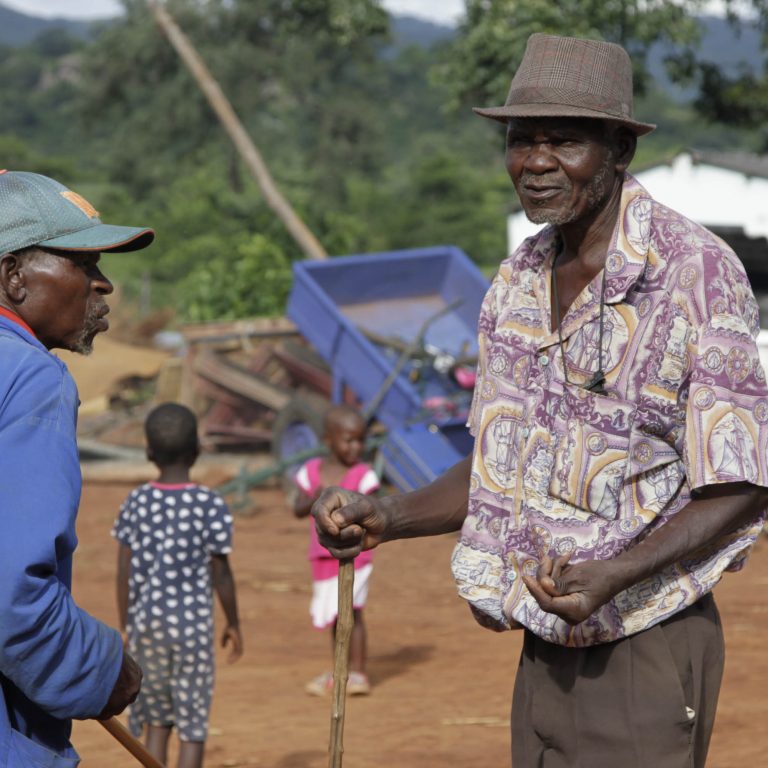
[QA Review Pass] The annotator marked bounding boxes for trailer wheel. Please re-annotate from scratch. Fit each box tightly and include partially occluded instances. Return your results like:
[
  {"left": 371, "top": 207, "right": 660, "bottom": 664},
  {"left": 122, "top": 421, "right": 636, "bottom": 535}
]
[{"left": 271, "top": 395, "right": 328, "bottom": 499}]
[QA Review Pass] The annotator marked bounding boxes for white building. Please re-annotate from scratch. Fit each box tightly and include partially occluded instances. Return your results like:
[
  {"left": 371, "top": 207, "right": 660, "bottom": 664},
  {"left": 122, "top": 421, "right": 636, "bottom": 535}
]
[{"left": 507, "top": 150, "right": 768, "bottom": 280}]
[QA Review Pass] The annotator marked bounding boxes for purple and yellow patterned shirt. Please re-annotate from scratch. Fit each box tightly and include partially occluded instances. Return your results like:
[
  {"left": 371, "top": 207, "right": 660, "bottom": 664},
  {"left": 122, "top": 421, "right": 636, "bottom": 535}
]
[{"left": 451, "top": 174, "right": 768, "bottom": 647}]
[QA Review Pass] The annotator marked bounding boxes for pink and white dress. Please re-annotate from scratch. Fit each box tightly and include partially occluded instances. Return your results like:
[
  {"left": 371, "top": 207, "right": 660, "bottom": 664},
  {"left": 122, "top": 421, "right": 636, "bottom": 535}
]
[{"left": 294, "top": 458, "right": 380, "bottom": 628}]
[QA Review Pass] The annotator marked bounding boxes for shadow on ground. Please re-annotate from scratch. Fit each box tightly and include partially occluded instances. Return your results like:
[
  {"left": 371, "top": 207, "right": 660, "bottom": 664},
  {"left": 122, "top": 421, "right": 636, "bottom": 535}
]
[
  {"left": 274, "top": 750, "right": 326, "bottom": 767},
  {"left": 369, "top": 644, "right": 434, "bottom": 685}
]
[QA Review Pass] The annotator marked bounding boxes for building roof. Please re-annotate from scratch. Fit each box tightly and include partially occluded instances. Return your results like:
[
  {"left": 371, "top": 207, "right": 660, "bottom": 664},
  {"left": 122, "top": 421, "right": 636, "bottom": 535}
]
[{"left": 690, "top": 149, "right": 768, "bottom": 180}]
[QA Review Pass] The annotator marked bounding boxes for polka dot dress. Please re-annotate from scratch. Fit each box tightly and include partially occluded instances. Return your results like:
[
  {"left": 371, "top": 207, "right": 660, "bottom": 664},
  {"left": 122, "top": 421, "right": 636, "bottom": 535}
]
[{"left": 112, "top": 483, "right": 233, "bottom": 742}]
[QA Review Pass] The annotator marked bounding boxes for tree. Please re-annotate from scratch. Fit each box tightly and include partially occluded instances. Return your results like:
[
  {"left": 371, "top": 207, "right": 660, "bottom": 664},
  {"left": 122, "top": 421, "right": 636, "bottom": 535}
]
[
  {"left": 437, "top": 0, "right": 709, "bottom": 112},
  {"left": 690, "top": 0, "right": 768, "bottom": 142},
  {"left": 436, "top": 1, "right": 768, "bottom": 152},
  {"left": 74, "top": 0, "right": 395, "bottom": 317}
]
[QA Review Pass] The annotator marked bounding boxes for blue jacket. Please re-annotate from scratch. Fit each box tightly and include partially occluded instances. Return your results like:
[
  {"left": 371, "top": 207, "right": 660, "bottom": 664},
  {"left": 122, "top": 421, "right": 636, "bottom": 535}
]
[{"left": 0, "top": 314, "right": 123, "bottom": 767}]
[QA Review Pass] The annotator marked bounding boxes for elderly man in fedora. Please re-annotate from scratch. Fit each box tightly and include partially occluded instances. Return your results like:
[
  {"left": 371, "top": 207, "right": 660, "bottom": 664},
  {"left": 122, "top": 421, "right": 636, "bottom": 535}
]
[
  {"left": 0, "top": 170, "right": 153, "bottom": 766},
  {"left": 313, "top": 33, "right": 768, "bottom": 767}
]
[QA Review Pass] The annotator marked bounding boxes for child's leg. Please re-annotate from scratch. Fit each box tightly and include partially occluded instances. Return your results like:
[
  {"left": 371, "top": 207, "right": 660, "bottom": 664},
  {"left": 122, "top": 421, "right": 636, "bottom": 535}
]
[
  {"left": 330, "top": 609, "right": 367, "bottom": 673},
  {"left": 349, "top": 608, "right": 367, "bottom": 674},
  {"left": 177, "top": 740, "right": 205, "bottom": 768},
  {"left": 325, "top": 611, "right": 370, "bottom": 695},
  {"left": 145, "top": 724, "right": 172, "bottom": 765}
]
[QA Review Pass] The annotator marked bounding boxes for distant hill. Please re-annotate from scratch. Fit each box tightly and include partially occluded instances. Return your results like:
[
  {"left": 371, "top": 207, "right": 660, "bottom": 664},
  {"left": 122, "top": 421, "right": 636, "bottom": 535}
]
[
  {"left": 389, "top": 14, "right": 455, "bottom": 49},
  {"left": 0, "top": 3, "right": 94, "bottom": 46},
  {"left": 390, "top": 13, "right": 763, "bottom": 100},
  {"left": 648, "top": 14, "right": 764, "bottom": 100},
  {"left": 0, "top": 5, "right": 454, "bottom": 50}
]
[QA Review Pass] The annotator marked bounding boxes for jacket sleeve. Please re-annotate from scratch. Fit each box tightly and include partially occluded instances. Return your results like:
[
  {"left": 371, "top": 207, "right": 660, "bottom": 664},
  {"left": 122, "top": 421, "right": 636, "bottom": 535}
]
[{"left": 0, "top": 360, "right": 123, "bottom": 720}]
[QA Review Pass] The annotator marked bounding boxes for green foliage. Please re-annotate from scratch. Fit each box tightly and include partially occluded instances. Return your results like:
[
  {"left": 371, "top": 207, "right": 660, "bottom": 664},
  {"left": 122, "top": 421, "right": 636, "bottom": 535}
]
[
  {"left": 180, "top": 233, "right": 293, "bottom": 321},
  {"left": 440, "top": 0, "right": 768, "bottom": 155},
  {"left": 694, "top": 63, "right": 768, "bottom": 150},
  {"left": 0, "top": 31, "right": 86, "bottom": 163},
  {"left": 2, "top": 0, "right": 767, "bottom": 324},
  {"left": 436, "top": 0, "right": 708, "bottom": 110},
  {"left": 71, "top": 0, "right": 513, "bottom": 317},
  {"left": 0, "top": 135, "right": 75, "bottom": 179}
]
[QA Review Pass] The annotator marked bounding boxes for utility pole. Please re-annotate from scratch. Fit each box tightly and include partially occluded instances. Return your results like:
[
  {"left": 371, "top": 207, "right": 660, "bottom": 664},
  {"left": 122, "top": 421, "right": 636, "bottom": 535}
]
[{"left": 146, "top": 0, "right": 328, "bottom": 261}]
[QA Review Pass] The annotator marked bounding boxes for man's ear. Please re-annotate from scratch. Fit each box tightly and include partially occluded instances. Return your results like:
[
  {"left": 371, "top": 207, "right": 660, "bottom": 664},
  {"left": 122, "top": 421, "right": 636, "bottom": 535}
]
[
  {"left": 0, "top": 252, "right": 26, "bottom": 303},
  {"left": 613, "top": 128, "right": 637, "bottom": 172}
]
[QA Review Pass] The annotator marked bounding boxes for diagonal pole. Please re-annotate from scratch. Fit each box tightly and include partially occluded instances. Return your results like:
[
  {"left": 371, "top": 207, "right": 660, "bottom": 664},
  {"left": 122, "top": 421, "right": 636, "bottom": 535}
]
[
  {"left": 145, "top": 0, "right": 328, "bottom": 261},
  {"left": 99, "top": 717, "right": 166, "bottom": 768},
  {"left": 328, "top": 559, "right": 354, "bottom": 768}
]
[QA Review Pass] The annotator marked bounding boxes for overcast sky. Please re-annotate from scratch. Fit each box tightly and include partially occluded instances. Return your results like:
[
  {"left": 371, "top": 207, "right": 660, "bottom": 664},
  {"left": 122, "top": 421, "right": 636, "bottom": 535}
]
[{"left": 1, "top": 0, "right": 465, "bottom": 24}]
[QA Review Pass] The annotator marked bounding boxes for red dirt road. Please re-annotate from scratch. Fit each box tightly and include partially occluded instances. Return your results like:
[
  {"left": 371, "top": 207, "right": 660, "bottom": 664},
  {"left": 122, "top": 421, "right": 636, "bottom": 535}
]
[{"left": 71, "top": 483, "right": 768, "bottom": 767}]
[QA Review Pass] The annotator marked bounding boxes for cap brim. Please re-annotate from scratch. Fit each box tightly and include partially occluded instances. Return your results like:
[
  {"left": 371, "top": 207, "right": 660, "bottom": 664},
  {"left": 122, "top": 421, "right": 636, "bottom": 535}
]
[
  {"left": 473, "top": 104, "right": 656, "bottom": 136},
  {"left": 38, "top": 223, "right": 155, "bottom": 253}
]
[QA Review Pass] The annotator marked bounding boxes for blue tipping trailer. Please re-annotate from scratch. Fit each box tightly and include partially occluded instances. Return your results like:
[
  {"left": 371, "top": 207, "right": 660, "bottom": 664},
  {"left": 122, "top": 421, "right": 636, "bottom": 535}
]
[{"left": 286, "top": 246, "right": 490, "bottom": 491}]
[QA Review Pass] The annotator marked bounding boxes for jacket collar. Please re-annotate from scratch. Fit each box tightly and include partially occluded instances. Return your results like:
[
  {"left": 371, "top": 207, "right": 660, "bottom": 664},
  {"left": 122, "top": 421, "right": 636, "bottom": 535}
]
[
  {"left": 0, "top": 307, "right": 51, "bottom": 356},
  {"left": 0, "top": 306, "right": 35, "bottom": 338}
]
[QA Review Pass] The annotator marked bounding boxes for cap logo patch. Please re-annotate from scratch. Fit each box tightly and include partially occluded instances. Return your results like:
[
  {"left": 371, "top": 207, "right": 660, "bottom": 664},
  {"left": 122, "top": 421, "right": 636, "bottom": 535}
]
[{"left": 61, "top": 190, "right": 99, "bottom": 219}]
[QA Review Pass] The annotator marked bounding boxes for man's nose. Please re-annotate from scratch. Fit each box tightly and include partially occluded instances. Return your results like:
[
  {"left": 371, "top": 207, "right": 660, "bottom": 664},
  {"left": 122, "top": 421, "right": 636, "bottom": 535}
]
[
  {"left": 93, "top": 269, "right": 114, "bottom": 295},
  {"left": 523, "top": 142, "right": 558, "bottom": 173}
]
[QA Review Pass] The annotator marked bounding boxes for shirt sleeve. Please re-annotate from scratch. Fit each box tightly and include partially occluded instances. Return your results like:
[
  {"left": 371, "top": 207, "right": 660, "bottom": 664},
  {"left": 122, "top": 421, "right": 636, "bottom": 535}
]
[
  {"left": 682, "top": 256, "right": 768, "bottom": 493},
  {"left": 111, "top": 494, "right": 136, "bottom": 546},
  {"left": 467, "top": 270, "right": 503, "bottom": 437},
  {"left": 294, "top": 463, "right": 312, "bottom": 494},
  {"left": 203, "top": 492, "right": 233, "bottom": 555},
  {"left": 0, "top": 364, "right": 122, "bottom": 720},
  {"left": 358, "top": 469, "right": 380, "bottom": 495}
]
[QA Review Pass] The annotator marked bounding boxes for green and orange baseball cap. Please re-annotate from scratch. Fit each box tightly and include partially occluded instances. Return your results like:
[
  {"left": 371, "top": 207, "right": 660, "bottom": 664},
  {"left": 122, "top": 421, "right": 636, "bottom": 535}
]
[{"left": 0, "top": 170, "right": 154, "bottom": 254}]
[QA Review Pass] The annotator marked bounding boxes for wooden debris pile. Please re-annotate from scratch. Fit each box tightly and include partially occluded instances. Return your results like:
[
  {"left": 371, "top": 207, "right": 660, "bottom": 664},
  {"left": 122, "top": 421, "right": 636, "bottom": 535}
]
[
  {"left": 75, "top": 316, "right": 336, "bottom": 459},
  {"left": 177, "top": 316, "right": 333, "bottom": 453}
]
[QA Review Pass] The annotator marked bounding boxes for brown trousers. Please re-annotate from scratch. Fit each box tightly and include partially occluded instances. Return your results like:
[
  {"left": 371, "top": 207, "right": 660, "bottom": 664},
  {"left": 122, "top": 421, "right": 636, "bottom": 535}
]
[{"left": 511, "top": 594, "right": 724, "bottom": 768}]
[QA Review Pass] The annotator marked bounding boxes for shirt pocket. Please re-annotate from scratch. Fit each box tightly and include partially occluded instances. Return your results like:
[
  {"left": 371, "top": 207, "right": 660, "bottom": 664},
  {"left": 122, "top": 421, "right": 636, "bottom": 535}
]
[
  {"left": 471, "top": 338, "right": 533, "bottom": 495},
  {"left": 7, "top": 729, "right": 79, "bottom": 768},
  {"left": 548, "top": 385, "right": 637, "bottom": 521}
]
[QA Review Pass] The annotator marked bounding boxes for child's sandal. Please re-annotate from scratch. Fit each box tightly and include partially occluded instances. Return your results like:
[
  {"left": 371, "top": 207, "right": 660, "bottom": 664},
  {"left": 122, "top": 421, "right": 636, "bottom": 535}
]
[{"left": 305, "top": 671, "right": 334, "bottom": 696}]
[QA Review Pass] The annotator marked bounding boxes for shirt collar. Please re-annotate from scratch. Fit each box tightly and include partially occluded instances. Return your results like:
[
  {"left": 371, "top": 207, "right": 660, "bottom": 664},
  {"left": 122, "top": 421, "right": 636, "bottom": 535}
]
[
  {"left": 526, "top": 172, "right": 652, "bottom": 299},
  {"left": 522, "top": 173, "right": 653, "bottom": 347},
  {"left": 0, "top": 306, "right": 36, "bottom": 338},
  {"left": 602, "top": 172, "right": 653, "bottom": 303}
]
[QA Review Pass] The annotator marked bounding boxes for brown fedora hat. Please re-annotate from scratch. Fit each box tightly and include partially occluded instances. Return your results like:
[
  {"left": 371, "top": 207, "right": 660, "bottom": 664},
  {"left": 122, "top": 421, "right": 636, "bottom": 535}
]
[{"left": 473, "top": 33, "right": 655, "bottom": 136}]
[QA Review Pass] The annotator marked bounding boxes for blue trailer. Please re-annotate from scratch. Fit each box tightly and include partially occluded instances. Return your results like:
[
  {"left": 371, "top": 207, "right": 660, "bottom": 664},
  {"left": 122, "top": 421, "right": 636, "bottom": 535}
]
[{"left": 282, "top": 246, "right": 490, "bottom": 491}]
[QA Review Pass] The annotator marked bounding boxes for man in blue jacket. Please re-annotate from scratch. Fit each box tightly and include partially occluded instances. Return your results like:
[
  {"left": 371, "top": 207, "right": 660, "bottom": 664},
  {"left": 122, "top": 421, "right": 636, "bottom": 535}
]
[{"left": 0, "top": 170, "right": 154, "bottom": 766}]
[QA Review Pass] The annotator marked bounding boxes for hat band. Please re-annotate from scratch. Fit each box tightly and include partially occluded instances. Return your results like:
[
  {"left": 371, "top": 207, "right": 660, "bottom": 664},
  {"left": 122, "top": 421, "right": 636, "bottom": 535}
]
[{"left": 506, "top": 86, "right": 633, "bottom": 120}]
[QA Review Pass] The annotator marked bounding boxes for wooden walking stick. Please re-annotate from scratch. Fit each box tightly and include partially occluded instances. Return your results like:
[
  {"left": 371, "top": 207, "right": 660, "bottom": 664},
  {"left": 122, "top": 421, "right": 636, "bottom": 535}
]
[
  {"left": 99, "top": 717, "right": 166, "bottom": 768},
  {"left": 328, "top": 558, "right": 355, "bottom": 768}
]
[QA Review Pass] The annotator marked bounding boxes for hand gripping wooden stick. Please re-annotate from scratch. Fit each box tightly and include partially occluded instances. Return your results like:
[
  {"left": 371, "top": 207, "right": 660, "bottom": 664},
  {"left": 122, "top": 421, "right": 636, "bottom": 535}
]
[
  {"left": 99, "top": 717, "right": 166, "bottom": 768},
  {"left": 328, "top": 559, "right": 355, "bottom": 768}
]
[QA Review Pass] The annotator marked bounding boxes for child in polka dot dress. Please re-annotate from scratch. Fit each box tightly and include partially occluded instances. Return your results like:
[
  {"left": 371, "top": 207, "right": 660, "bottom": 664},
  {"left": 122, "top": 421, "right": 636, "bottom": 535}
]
[
  {"left": 293, "top": 404, "right": 379, "bottom": 697},
  {"left": 113, "top": 403, "right": 242, "bottom": 768}
]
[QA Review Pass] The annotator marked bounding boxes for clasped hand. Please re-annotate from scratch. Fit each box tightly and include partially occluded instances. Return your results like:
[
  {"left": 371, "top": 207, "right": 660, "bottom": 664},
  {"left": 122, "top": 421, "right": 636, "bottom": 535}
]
[
  {"left": 521, "top": 554, "right": 619, "bottom": 625},
  {"left": 97, "top": 650, "right": 142, "bottom": 720},
  {"left": 312, "top": 488, "right": 620, "bottom": 626},
  {"left": 311, "top": 487, "right": 387, "bottom": 558}
]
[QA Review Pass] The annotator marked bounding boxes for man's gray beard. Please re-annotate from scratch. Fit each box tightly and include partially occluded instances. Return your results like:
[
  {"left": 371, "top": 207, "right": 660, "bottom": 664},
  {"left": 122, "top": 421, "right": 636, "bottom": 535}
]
[
  {"left": 71, "top": 332, "right": 95, "bottom": 356},
  {"left": 523, "top": 155, "right": 614, "bottom": 227},
  {"left": 71, "top": 303, "right": 104, "bottom": 356}
]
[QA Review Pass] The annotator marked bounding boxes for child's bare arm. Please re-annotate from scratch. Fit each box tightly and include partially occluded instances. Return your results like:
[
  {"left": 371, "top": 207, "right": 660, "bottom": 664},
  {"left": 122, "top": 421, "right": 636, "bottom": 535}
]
[
  {"left": 116, "top": 544, "right": 131, "bottom": 639},
  {"left": 293, "top": 487, "right": 321, "bottom": 518},
  {"left": 211, "top": 553, "right": 243, "bottom": 663}
]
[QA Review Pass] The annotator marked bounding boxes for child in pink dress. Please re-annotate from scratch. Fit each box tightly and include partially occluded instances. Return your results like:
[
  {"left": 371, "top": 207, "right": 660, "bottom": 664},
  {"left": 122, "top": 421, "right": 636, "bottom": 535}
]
[{"left": 293, "top": 404, "right": 379, "bottom": 696}]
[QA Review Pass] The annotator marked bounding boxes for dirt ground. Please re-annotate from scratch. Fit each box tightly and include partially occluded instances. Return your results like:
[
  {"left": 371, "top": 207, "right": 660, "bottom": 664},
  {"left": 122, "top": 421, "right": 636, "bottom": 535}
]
[{"left": 70, "top": 482, "right": 768, "bottom": 768}]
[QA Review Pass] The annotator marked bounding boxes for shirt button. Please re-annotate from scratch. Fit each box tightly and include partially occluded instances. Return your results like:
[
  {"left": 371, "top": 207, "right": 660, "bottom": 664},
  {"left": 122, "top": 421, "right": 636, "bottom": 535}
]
[{"left": 539, "top": 355, "right": 549, "bottom": 366}]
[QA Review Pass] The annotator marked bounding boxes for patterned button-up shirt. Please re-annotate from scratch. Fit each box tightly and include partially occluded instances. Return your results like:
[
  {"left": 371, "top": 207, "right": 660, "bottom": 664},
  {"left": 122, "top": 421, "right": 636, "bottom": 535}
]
[{"left": 451, "top": 174, "right": 768, "bottom": 646}]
